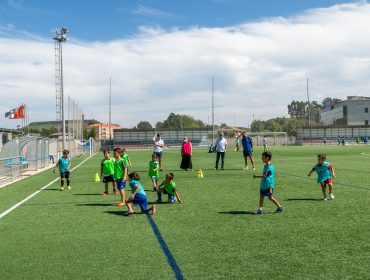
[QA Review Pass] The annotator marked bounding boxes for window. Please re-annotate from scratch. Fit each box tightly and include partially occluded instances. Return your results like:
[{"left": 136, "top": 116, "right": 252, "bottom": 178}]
[
  {"left": 365, "top": 120, "right": 369, "bottom": 125},
  {"left": 365, "top": 108, "right": 369, "bottom": 113}
]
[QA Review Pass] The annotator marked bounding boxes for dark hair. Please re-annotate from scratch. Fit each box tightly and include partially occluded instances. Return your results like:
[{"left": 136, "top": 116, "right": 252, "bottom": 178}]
[
  {"left": 318, "top": 154, "right": 326, "bottom": 160},
  {"left": 166, "top": 172, "right": 174, "bottom": 180},
  {"left": 128, "top": 172, "right": 140, "bottom": 181},
  {"left": 63, "top": 149, "right": 69, "bottom": 154},
  {"left": 113, "top": 147, "right": 122, "bottom": 154},
  {"left": 262, "top": 151, "right": 272, "bottom": 160},
  {"left": 152, "top": 153, "right": 158, "bottom": 159},
  {"left": 103, "top": 149, "right": 110, "bottom": 154},
  {"left": 157, "top": 133, "right": 161, "bottom": 137}
]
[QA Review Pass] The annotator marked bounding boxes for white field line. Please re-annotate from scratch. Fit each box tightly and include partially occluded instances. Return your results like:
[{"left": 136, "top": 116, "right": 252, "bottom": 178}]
[{"left": 0, "top": 154, "right": 95, "bottom": 220}]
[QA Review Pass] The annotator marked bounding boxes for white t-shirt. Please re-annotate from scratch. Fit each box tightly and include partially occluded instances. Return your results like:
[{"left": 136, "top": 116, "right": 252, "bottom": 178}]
[
  {"left": 153, "top": 138, "right": 164, "bottom": 153},
  {"left": 215, "top": 137, "right": 227, "bottom": 152},
  {"left": 263, "top": 138, "right": 268, "bottom": 146}
]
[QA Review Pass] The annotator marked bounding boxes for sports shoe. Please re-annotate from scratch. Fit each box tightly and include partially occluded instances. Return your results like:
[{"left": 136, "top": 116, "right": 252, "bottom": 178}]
[
  {"left": 113, "top": 190, "right": 118, "bottom": 195},
  {"left": 154, "top": 199, "right": 162, "bottom": 204},
  {"left": 102, "top": 191, "right": 108, "bottom": 196},
  {"left": 329, "top": 193, "right": 335, "bottom": 199},
  {"left": 60, "top": 187, "right": 64, "bottom": 191},
  {"left": 124, "top": 210, "right": 134, "bottom": 216},
  {"left": 116, "top": 201, "right": 125, "bottom": 207},
  {"left": 274, "top": 207, "right": 283, "bottom": 213},
  {"left": 152, "top": 205, "right": 157, "bottom": 216},
  {"left": 67, "top": 186, "right": 71, "bottom": 190},
  {"left": 252, "top": 167, "right": 256, "bottom": 171},
  {"left": 253, "top": 209, "right": 263, "bottom": 215},
  {"left": 323, "top": 196, "right": 327, "bottom": 201}
]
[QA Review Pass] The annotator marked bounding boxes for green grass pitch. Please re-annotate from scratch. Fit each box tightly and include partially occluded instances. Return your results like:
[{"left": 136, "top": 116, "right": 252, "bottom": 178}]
[{"left": 1, "top": 146, "right": 370, "bottom": 279}]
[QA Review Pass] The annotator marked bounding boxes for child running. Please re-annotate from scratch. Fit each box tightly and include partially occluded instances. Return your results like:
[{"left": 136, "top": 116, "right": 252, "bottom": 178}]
[
  {"left": 124, "top": 172, "right": 156, "bottom": 216},
  {"left": 53, "top": 149, "right": 71, "bottom": 191},
  {"left": 113, "top": 147, "right": 128, "bottom": 206},
  {"left": 100, "top": 150, "right": 117, "bottom": 196},
  {"left": 148, "top": 154, "right": 159, "bottom": 191},
  {"left": 121, "top": 148, "right": 131, "bottom": 171},
  {"left": 308, "top": 154, "right": 336, "bottom": 200},
  {"left": 252, "top": 151, "right": 283, "bottom": 214},
  {"left": 155, "top": 173, "right": 183, "bottom": 204}
]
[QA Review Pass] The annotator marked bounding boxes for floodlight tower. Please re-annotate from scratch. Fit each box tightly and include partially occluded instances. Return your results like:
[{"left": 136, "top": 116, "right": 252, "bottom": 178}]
[{"left": 54, "top": 27, "right": 68, "bottom": 150}]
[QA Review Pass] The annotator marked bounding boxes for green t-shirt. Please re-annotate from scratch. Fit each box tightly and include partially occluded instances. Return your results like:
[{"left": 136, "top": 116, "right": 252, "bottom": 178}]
[
  {"left": 163, "top": 180, "right": 176, "bottom": 196},
  {"left": 101, "top": 158, "right": 115, "bottom": 176},
  {"left": 148, "top": 160, "right": 159, "bottom": 178},
  {"left": 122, "top": 154, "right": 130, "bottom": 168},
  {"left": 113, "top": 158, "right": 126, "bottom": 180}
]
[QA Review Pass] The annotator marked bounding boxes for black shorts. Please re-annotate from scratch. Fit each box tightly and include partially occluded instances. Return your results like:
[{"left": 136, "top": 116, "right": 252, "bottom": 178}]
[
  {"left": 154, "top": 151, "right": 163, "bottom": 158},
  {"left": 60, "top": 172, "right": 70, "bottom": 179},
  {"left": 103, "top": 174, "right": 114, "bottom": 183},
  {"left": 243, "top": 151, "right": 253, "bottom": 157}
]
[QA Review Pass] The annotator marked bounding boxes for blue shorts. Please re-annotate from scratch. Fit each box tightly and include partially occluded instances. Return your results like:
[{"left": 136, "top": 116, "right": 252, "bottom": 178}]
[
  {"left": 260, "top": 188, "right": 274, "bottom": 197},
  {"left": 243, "top": 150, "right": 253, "bottom": 157},
  {"left": 132, "top": 193, "right": 148, "bottom": 211},
  {"left": 115, "top": 179, "right": 126, "bottom": 190},
  {"left": 151, "top": 176, "right": 159, "bottom": 182}
]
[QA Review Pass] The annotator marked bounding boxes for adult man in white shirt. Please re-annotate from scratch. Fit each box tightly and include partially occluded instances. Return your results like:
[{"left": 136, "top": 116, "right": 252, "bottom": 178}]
[
  {"left": 153, "top": 133, "right": 165, "bottom": 171},
  {"left": 214, "top": 132, "right": 227, "bottom": 170}
]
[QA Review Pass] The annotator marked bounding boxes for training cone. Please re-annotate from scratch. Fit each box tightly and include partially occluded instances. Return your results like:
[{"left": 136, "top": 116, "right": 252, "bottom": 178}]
[
  {"left": 94, "top": 173, "right": 100, "bottom": 183},
  {"left": 197, "top": 169, "right": 204, "bottom": 178}
]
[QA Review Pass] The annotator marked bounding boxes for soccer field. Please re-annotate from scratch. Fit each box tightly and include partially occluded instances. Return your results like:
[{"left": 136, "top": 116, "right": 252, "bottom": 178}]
[{"left": 1, "top": 146, "right": 370, "bottom": 280}]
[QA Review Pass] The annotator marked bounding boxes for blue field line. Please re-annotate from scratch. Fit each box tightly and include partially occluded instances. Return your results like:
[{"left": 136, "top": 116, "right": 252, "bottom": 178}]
[
  {"left": 278, "top": 172, "right": 370, "bottom": 191},
  {"left": 146, "top": 214, "right": 185, "bottom": 280}
]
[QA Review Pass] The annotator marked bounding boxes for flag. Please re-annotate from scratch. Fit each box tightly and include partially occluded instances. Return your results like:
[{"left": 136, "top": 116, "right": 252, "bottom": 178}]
[
  {"left": 5, "top": 104, "right": 25, "bottom": 119},
  {"left": 13, "top": 105, "right": 25, "bottom": 119}
]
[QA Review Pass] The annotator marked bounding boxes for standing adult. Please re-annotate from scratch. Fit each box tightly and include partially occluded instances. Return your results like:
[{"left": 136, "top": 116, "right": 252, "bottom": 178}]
[
  {"left": 214, "top": 132, "right": 227, "bottom": 170},
  {"left": 180, "top": 136, "right": 193, "bottom": 171},
  {"left": 153, "top": 133, "right": 164, "bottom": 171},
  {"left": 263, "top": 136, "right": 268, "bottom": 151},
  {"left": 242, "top": 132, "right": 255, "bottom": 170}
]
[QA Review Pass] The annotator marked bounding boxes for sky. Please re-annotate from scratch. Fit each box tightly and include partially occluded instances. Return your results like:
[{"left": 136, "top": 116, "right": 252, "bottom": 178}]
[{"left": 1, "top": 0, "right": 369, "bottom": 129}]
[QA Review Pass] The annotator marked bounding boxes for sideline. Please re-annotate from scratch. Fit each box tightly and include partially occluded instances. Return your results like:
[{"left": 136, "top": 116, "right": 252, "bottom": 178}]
[{"left": 0, "top": 154, "right": 95, "bottom": 220}]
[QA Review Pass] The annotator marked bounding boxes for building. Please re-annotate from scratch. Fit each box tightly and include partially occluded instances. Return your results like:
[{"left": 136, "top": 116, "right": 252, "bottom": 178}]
[
  {"left": 320, "top": 96, "right": 370, "bottom": 126},
  {"left": 86, "top": 123, "right": 121, "bottom": 140},
  {"left": 0, "top": 128, "right": 20, "bottom": 151}
]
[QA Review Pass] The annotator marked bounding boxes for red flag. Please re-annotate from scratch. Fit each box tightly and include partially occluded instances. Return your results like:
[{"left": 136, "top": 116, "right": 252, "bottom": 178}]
[{"left": 11, "top": 105, "right": 25, "bottom": 119}]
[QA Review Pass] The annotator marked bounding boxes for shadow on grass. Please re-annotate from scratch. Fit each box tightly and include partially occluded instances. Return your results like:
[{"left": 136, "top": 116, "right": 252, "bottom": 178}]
[
  {"left": 104, "top": 210, "right": 140, "bottom": 216},
  {"left": 285, "top": 198, "right": 323, "bottom": 201},
  {"left": 218, "top": 210, "right": 255, "bottom": 215},
  {"left": 41, "top": 188, "right": 60, "bottom": 191},
  {"left": 73, "top": 193, "right": 103, "bottom": 196},
  {"left": 76, "top": 203, "right": 114, "bottom": 207}
]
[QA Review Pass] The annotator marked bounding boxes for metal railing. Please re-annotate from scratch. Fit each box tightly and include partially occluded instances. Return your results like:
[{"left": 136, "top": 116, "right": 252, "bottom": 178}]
[{"left": 0, "top": 156, "right": 24, "bottom": 186}]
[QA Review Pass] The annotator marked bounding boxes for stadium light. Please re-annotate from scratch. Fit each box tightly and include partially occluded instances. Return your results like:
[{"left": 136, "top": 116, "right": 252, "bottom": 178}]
[{"left": 53, "top": 27, "right": 68, "bottom": 151}]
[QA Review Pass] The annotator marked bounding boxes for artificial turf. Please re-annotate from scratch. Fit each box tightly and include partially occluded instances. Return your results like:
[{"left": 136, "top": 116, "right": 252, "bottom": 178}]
[{"left": 1, "top": 146, "right": 369, "bottom": 279}]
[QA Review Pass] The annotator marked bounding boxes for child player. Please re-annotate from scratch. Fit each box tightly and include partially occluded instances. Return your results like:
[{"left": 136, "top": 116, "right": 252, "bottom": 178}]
[
  {"left": 124, "top": 172, "right": 156, "bottom": 216},
  {"left": 155, "top": 173, "right": 183, "bottom": 204},
  {"left": 252, "top": 151, "right": 283, "bottom": 214},
  {"left": 308, "top": 154, "right": 336, "bottom": 200},
  {"left": 100, "top": 150, "right": 117, "bottom": 196},
  {"left": 113, "top": 147, "right": 128, "bottom": 206},
  {"left": 148, "top": 154, "right": 159, "bottom": 191},
  {"left": 53, "top": 149, "right": 71, "bottom": 191},
  {"left": 121, "top": 148, "right": 131, "bottom": 171}
]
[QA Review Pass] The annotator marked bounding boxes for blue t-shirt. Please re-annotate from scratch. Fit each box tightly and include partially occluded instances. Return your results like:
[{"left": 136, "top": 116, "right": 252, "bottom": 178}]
[
  {"left": 313, "top": 162, "right": 332, "bottom": 183},
  {"left": 129, "top": 180, "right": 147, "bottom": 197},
  {"left": 260, "top": 162, "right": 274, "bottom": 189},
  {"left": 242, "top": 136, "right": 253, "bottom": 152},
  {"left": 58, "top": 156, "right": 71, "bottom": 173}
]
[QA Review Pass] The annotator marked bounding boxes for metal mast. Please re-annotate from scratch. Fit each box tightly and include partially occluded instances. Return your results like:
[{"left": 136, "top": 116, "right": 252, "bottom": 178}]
[{"left": 54, "top": 27, "right": 68, "bottom": 150}]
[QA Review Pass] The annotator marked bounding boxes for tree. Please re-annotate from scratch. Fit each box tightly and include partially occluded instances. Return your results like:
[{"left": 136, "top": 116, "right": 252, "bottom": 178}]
[
  {"left": 88, "top": 128, "right": 97, "bottom": 139},
  {"left": 287, "top": 100, "right": 307, "bottom": 118},
  {"left": 136, "top": 121, "right": 152, "bottom": 130},
  {"left": 321, "top": 97, "right": 342, "bottom": 109},
  {"left": 162, "top": 113, "right": 206, "bottom": 129}
]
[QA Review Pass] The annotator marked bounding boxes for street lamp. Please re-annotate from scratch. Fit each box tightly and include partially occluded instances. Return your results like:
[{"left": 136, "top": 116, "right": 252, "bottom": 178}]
[{"left": 54, "top": 27, "right": 68, "bottom": 151}]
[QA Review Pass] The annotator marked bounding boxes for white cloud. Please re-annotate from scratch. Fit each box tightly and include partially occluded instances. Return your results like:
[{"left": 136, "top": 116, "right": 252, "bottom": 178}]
[{"left": 1, "top": 2, "right": 370, "bottom": 129}]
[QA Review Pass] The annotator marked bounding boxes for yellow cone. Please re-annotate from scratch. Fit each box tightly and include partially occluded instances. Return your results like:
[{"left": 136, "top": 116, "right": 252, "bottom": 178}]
[
  {"left": 94, "top": 173, "right": 100, "bottom": 183},
  {"left": 197, "top": 169, "right": 204, "bottom": 178}
]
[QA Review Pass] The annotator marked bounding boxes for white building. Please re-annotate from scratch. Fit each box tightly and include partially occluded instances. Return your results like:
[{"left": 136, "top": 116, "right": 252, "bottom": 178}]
[{"left": 320, "top": 96, "right": 370, "bottom": 126}]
